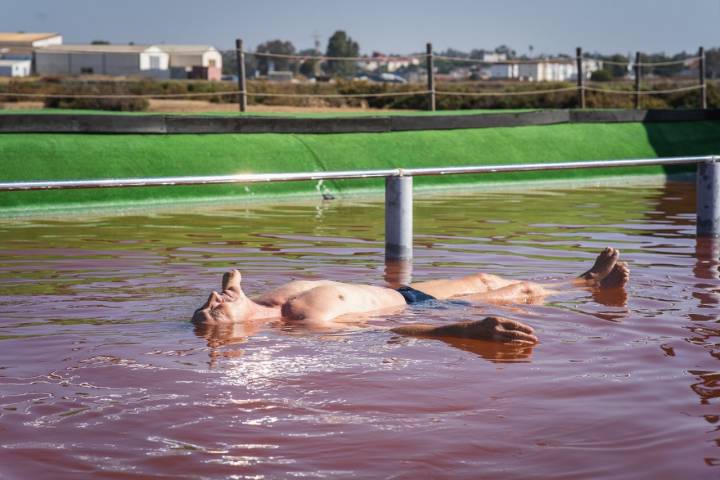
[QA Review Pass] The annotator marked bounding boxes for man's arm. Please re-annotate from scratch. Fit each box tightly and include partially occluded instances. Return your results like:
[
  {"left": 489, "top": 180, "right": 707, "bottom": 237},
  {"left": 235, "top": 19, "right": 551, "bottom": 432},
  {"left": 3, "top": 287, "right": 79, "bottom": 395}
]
[{"left": 391, "top": 316, "right": 538, "bottom": 345}]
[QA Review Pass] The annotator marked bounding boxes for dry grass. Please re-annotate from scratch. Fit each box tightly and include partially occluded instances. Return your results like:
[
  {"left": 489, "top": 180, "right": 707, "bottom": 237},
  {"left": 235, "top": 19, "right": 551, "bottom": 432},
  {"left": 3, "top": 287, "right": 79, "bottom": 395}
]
[
  {"left": 0, "top": 101, "right": 44, "bottom": 110},
  {"left": 146, "top": 99, "right": 403, "bottom": 114},
  {"left": 0, "top": 99, "right": 403, "bottom": 114}
]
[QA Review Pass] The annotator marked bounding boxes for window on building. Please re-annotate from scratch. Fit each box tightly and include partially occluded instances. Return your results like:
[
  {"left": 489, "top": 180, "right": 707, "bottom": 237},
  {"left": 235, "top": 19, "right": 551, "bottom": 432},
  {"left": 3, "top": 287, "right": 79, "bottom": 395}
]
[
  {"left": 81, "top": 67, "right": 94, "bottom": 74},
  {"left": 149, "top": 55, "right": 161, "bottom": 69}
]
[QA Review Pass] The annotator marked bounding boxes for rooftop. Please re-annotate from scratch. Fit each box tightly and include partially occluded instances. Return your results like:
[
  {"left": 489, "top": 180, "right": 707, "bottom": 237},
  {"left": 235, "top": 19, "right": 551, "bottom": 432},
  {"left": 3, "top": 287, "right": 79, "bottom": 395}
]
[
  {"left": 0, "top": 32, "right": 60, "bottom": 44},
  {"left": 35, "top": 44, "right": 219, "bottom": 54},
  {"left": 156, "top": 45, "right": 218, "bottom": 53},
  {"left": 37, "top": 44, "right": 158, "bottom": 53}
]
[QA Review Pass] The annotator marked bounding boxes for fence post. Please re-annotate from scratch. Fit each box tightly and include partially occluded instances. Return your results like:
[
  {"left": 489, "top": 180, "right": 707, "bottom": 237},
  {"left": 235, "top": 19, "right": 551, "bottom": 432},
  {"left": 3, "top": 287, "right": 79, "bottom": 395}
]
[
  {"left": 426, "top": 42, "right": 436, "bottom": 111},
  {"left": 385, "top": 175, "right": 413, "bottom": 261},
  {"left": 235, "top": 39, "right": 247, "bottom": 112},
  {"left": 699, "top": 46, "right": 707, "bottom": 109},
  {"left": 634, "top": 51, "right": 641, "bottom": 109},
  {"left": 576, "top": 47, "right": 585, "bottom": 109},
  {"left": 697, "top": 158, "right": 720, "bottom": 237}
]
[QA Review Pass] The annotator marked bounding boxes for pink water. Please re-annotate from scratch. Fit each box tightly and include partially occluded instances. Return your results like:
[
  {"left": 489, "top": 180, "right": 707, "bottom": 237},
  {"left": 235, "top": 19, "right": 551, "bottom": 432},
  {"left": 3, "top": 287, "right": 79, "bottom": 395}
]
[{"left": 0, "top": 181, "right": 719, "bottom": 479}]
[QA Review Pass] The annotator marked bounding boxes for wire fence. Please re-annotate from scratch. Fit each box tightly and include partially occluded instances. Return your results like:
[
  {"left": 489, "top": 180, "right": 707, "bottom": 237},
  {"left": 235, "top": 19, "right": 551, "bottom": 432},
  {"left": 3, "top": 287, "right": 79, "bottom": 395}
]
[
  {"left": 0, "top": 43, "right": 709, "bottom": 111},
  {"left": 0, "top": 84, "right": 705, "bottom": 99},
  {"left": 240, "top": 50, "right": 699, "bottom": 67}
]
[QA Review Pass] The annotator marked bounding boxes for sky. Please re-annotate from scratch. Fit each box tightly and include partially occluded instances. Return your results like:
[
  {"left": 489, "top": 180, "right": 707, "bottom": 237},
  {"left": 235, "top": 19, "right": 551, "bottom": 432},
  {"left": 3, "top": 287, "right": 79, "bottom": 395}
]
[{"left": 2, "top": 0, "right": 718, "bottom": 56}]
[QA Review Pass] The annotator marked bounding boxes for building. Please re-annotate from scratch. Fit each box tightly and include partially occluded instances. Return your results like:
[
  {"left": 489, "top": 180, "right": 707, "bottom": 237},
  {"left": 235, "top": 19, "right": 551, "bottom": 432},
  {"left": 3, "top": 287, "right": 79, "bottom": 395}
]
[
  {"left": 475, "top": 52, "right": 507, "bottom": 63},
  {"left": 0, "top": 32, "right": 62, "bottom": 58},
  {"left": 489, "top": 63, "right": 519, "bottom": 79},
  {"left": 490, "top": 59, "right": 601, "bottom": 81},
  {"left": 35, "top": 44, "right": 170, "bottom": 78},
  {"left": 518, "top": 61, "right": 575, "bottom": 81},
  {"left": 0, "top": 58, "right": 32, "bottom": 77},
  {"left": 159, "top": 45, "right": 222, "bottom": 80},
  {"left": 362, "top": 53, "right": 421, "bottom": 73}
]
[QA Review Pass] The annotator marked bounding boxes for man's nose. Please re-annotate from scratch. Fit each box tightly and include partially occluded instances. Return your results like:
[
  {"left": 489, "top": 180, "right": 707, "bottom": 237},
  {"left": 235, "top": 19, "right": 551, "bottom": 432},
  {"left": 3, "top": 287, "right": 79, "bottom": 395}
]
[{"left": 207, "top": 291, "right": 223, "bottom": 306}]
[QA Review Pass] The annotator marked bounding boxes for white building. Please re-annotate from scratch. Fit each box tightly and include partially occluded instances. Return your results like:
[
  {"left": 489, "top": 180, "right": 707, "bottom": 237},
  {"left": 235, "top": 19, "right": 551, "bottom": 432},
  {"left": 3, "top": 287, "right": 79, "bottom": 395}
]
[
  {"left": 580, "top": 59, "right": 603, "bottom": 79},
  {"left": 159, "top": 45, "right": 222, "bottom": 80},
  {"left": 475, "top": 52, "right": 507, "bottom": 63},
  {"left": 0, "top": 32, "right": 62, "bottom": 58},
  {"left": 0, "top": 58, "right": 32, "bottom": 77},
  {"left": 158, "top": 45, "right": 222, "bottom": 69},
  {"left": 489, "top": 63, "right": 519, "bottom": 79},
  {"left": 490, "top": 59, "right": 602, "bottom": 81},
  {"left": 362, "top": 55, "right": 420, "bottom": 73},
  {"left": 35, "top": 44, "right": 170, "bottom": 78},
  {"left": 518, "top": 61, "right": 574, "bottom": 81}
]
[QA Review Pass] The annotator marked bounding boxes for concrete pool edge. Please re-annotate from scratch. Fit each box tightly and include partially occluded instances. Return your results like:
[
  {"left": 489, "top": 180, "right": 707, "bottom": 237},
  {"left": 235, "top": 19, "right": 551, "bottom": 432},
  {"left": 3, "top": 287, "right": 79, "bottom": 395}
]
[{"left": 1, "top": 108, "right": 719, "bottom": 133}]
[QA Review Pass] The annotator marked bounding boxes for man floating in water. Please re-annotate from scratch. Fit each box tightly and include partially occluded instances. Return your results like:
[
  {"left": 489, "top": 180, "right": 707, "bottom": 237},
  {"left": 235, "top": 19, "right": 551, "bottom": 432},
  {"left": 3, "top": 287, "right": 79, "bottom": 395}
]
[{"left": 192, "top": 248, "right": 629, "bottom": 345}]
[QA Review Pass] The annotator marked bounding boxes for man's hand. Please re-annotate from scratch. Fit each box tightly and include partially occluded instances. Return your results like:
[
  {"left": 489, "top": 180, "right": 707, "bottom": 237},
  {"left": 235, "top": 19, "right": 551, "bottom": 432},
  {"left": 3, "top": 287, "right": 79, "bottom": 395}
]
[{"left": 391, "top": 316, "right": 538, "bottom": 345}]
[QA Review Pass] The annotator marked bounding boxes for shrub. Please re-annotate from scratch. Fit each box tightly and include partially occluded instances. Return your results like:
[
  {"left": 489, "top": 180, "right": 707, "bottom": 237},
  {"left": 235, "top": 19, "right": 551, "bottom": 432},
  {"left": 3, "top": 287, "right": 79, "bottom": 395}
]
[
  {"left": 590, "top": 70, "right": 613, "bottom": 82},
  {"left": 43, "top": 82, "right": 149, "bottom": 111}
]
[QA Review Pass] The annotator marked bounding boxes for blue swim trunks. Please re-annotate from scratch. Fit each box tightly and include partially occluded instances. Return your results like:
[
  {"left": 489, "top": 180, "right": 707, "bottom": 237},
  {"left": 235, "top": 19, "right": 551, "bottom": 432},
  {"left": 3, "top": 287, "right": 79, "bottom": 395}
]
[
  {"left": 396, "top": 285, "right": 437, "bottom": 304},
  {"left": 396, "top": 286, "right": 471, "bottom": 308}
]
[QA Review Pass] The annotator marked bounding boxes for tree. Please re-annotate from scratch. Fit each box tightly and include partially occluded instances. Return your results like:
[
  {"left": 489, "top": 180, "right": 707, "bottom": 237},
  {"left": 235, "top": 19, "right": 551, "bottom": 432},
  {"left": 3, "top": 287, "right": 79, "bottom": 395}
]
[
  {"left": 255, "top": 40, "right": 296, "bottom": 75},
  {"left": 640, "top": 52, "right": 687, "bottom": 77},
  {"left": 91, "top": 40, "right": 110, "bottom": 45},
  {"left": 325, "top": 30, "right": 360, "bottom": 77},
  {"left": 597, "top": 53, "right": 630, "bottom": 79},
  {"left": 435, "top": 48, "right": 469, "bottom": 74},
  {"left": 706, "top": 48, "right": 720, "bottom": 79},
  {"left": 469, "top": 49, "right": 489, "bottom": 60},
  {"left": 220, "top": 49, "right": 257, "bottom": 77},
  {"left": 494, "top": 45, "right": 516, "bottom": 59},
  {"left": 298, "top": 48, "right": 321, "bottom": 78}
]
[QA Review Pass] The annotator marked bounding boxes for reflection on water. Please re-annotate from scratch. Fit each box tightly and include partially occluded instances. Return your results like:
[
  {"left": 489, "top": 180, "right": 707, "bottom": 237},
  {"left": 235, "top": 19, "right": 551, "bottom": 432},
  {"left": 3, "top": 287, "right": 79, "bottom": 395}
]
[{"left": 1, "top": 181, "right": 719, "bottom": 478}]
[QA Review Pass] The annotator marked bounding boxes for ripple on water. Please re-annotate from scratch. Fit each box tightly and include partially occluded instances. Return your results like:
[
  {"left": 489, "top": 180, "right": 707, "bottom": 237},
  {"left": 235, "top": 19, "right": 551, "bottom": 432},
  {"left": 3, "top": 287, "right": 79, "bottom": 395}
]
[{"left": 1, "top": 182, "right": 719, "bottom": 478}]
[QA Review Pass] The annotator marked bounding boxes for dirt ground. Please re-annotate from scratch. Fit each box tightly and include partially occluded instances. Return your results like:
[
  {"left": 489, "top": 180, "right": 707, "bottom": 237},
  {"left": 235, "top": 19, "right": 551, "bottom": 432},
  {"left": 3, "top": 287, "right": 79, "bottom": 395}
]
[
  {"left": 0, "top": 101, "right": 44, "bottom": 110},
  {"left": 0, "top": 99, "right": 400, "bottom": 114}
]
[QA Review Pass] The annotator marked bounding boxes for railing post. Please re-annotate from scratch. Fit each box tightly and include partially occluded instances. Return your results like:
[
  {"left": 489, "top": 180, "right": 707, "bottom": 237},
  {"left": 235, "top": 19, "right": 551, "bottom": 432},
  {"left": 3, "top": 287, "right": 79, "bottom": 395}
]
[
  {"left": 426, "top": 42, "right": 436, "bottom": 111},
  {"left": 576, "top": 47, "right": 585, "bottom": 109},
  {"left": 235, "top": 38, "right": 247, "bottom": 112},
  {"left": 699, "top": 46, "right": 707, "bottom": 109},
  {"left": 697, "top": 158, "right": 720, "bottom": 237},
  {"left": 384, "top": 259, "right": 413, "bottom": 288},
  {"left": 385, "top": 175, "right": 413, "bottom": 261},
  {"left": 634, "top": 51, "right": 641, "bottom": 109}
]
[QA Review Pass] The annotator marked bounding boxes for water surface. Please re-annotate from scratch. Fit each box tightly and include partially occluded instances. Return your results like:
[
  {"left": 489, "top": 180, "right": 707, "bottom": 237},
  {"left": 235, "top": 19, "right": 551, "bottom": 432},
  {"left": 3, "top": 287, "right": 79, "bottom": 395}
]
[{"left": 0, "top": 181, "right": 718, "bottom": 479}]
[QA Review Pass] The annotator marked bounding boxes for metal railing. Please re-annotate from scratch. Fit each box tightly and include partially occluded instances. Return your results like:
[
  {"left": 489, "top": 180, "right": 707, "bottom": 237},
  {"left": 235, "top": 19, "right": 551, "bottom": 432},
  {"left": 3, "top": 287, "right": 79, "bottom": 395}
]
[
  {"left": 0, "top": 156, "right": 708, "bottom": 191},
  {"left": 1, "top": 155, "right": 718, "bottom": 256}
]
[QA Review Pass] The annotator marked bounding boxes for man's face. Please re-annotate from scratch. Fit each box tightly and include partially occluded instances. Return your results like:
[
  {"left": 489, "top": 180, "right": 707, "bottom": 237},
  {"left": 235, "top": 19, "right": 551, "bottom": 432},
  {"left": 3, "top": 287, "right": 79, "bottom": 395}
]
[{"left": 192, "top": 270, "right": 249, "bottom": 324}]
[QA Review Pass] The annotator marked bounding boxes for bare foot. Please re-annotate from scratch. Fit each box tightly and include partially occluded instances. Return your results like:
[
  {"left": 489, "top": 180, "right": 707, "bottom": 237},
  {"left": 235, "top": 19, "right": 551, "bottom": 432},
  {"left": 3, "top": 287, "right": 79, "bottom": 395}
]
[
  {"left": 600, "top": 261, "right": 630, "bottom": 289},
  {"left": 578, "top": 247, "right": 619, "bottom": 285}
]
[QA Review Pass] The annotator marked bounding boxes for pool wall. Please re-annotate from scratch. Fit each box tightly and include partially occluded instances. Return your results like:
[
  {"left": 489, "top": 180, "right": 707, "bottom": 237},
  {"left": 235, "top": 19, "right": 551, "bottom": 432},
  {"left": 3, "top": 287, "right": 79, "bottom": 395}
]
[{"left": 1, "top": 112, "right": 719, "bottom": 213}]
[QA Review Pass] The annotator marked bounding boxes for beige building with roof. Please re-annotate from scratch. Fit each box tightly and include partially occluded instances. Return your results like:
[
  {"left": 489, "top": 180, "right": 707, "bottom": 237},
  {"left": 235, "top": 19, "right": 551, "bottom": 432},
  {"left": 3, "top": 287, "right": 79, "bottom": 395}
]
[
  {"left": 34, "top": 43, "right": 221, "bottom": 79},
  {"left": 35, "top": 44, "right": 170, "bottom": 77},
  {"left": 159, "top": 45, "right": 222, "bottom": 69},
  {"left": 159, "top": 45, "right": 222, "bottom": 80},
  {"left": 0, "top": 32, "right": 63, "bottom": 57}
]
